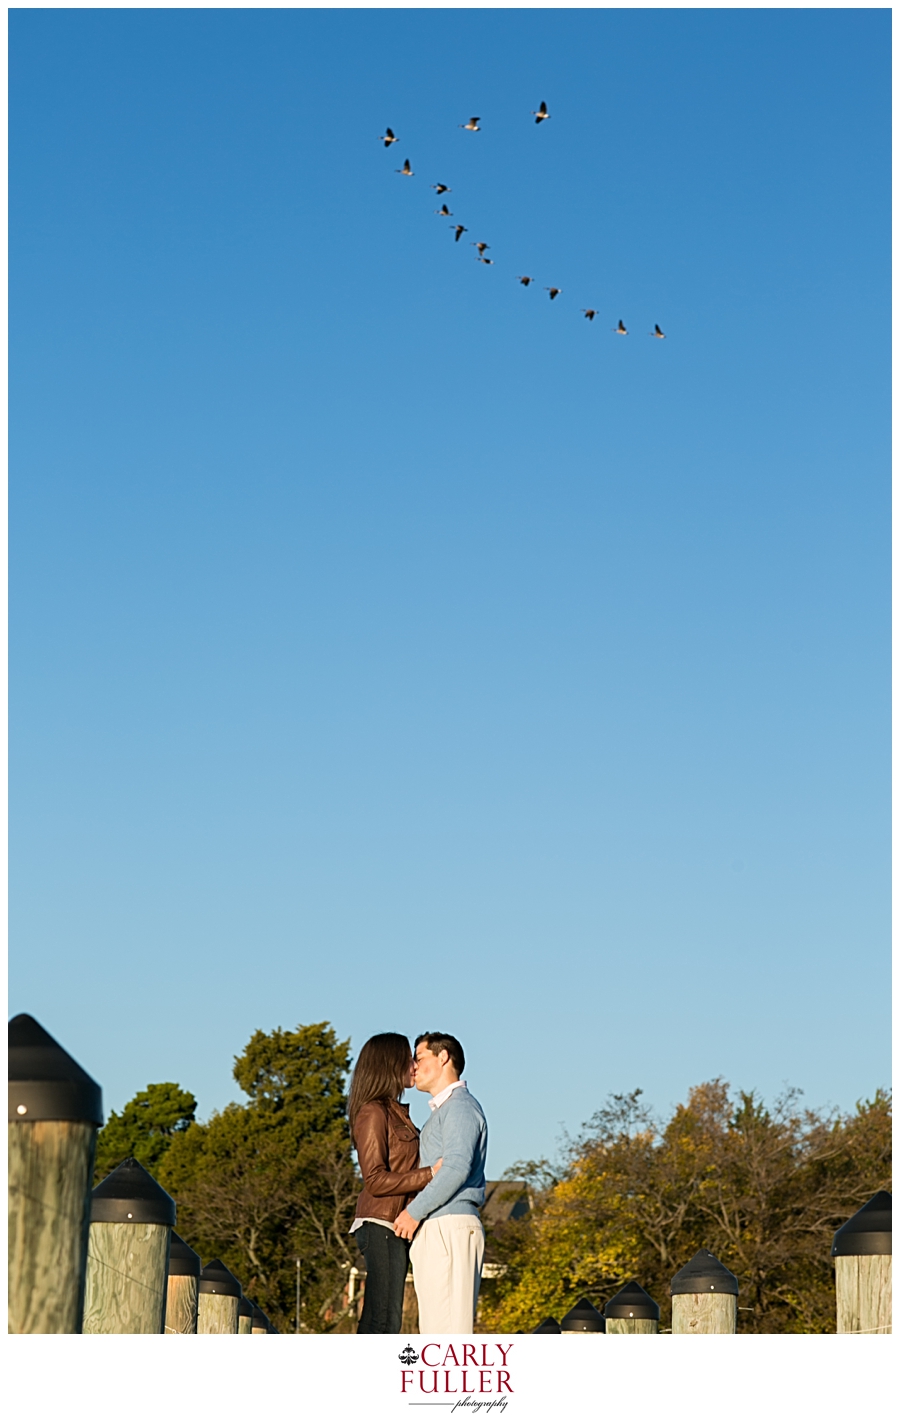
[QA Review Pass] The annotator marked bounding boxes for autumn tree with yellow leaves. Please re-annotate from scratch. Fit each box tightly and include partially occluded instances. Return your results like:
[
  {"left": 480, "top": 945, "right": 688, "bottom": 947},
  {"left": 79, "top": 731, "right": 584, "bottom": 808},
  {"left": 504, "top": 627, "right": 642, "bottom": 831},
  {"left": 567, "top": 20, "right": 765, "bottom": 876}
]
[{"left": 479, "top": 1081, "right": 891, "bottom": 1334}]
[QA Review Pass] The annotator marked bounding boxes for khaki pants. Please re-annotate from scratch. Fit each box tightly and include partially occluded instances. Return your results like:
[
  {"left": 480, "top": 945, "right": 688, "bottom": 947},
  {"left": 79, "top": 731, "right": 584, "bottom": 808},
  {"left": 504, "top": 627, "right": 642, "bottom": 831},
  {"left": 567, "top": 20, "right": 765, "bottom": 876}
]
[{"left": 410, "top": 1213, "right": 485, "bottom": 1334}]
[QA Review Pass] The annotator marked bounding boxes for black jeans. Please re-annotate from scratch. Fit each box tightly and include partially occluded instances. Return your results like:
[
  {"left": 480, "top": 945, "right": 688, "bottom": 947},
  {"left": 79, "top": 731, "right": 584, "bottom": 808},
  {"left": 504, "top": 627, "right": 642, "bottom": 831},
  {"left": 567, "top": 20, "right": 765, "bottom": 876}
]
[{"left": 355, "top": 1222, "right": 410, "bottom": 1334}]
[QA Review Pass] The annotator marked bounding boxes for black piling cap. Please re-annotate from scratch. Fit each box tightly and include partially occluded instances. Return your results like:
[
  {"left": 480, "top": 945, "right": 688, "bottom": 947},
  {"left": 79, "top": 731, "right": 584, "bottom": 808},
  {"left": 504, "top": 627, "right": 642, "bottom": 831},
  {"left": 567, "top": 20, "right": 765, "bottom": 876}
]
[
  {"left": 91, "top": 1156, "right": 177, "bottom": 1225},
  {"left": 603, "top": 1280, "right": 661, "bottom": 1321},
  {"left": 199, "top": 1258, "right": 243, "bottom": 1298},
  {"left": 239, "top": 1295, "right": 254, "bottom": 1317},
  {"left": 251, "top": 1305, "right": 268, "bottom": 1329},
  {"left": 670, "top": 1250, "right": 739, "bottom": 1296},
  {"left": 560, "top": 1297, "right": 606, "bottom": 1333},
  {"left": 8, "top": 1014, "right": 103, "bottom": 1125},
  {"left": 532, "top": 1316, "right": 563, "bottom": 1333},
  {"left": 832, "top": 1192, "right": 892, "bottom": 1258},
  {"left": 168, "top": 1231, "right": 201, "bottom": 1277}
]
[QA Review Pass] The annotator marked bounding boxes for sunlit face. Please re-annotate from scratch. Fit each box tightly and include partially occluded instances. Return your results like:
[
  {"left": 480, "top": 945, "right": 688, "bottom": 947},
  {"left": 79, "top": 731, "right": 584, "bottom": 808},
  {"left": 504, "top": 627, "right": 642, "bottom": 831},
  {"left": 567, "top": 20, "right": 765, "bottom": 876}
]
[
  {"left": 413, "top": 1040, "right": 447, "bottom": 1094},
  {"left": 404, "top": 1054, "right": 416, "bottom": 1090}
]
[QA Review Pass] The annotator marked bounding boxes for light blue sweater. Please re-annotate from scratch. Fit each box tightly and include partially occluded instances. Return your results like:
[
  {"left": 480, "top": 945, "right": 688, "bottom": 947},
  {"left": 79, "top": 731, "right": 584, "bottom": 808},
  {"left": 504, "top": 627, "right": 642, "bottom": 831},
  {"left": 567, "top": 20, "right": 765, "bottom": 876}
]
[{"left": 407, "top": 1085, "right": 488, "bottom": 1223}]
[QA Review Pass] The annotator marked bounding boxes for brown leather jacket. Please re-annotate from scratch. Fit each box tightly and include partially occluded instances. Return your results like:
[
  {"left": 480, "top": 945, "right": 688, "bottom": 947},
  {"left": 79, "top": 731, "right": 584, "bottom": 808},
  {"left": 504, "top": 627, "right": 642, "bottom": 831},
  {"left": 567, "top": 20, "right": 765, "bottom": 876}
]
[{"left": 352, "top": 1099, "right": 433, "bottom": 1224}]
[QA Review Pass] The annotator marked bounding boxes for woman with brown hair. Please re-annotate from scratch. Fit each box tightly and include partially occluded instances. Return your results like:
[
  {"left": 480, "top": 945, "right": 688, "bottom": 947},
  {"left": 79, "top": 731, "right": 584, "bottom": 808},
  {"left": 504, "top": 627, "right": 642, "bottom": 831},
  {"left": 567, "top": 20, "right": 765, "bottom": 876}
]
[{"left": 348, "top": 1032, "right": 441, "bottom": 1333}]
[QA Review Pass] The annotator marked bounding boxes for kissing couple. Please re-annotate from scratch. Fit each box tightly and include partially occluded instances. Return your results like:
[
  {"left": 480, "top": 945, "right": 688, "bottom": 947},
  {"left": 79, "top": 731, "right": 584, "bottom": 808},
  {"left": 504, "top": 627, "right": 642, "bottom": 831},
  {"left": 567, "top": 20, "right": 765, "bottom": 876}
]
[{"left": 348, "top": 1031, "right": 489, "bottom": 1335}]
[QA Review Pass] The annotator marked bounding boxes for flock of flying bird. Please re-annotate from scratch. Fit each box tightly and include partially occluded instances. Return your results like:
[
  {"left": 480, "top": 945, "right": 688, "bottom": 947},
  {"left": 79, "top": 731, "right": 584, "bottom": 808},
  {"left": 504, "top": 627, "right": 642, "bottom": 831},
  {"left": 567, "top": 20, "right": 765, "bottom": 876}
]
[{"left": 378, "top": 104, "right": 667, "bottom": 340}]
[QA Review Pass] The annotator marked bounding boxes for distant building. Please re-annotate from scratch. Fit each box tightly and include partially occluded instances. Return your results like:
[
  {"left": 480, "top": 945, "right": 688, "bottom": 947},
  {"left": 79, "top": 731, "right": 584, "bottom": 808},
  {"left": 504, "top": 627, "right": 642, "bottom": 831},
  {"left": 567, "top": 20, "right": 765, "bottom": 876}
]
[{"left": 481, "top": 1180, "right": 530, "bottom": 1280}]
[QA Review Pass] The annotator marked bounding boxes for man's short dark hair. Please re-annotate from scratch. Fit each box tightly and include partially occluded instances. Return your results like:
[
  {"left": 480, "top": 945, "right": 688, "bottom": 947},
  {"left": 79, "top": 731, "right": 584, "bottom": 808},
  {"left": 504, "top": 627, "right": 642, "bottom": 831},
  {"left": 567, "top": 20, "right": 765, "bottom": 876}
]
[{"left": 415, "top": 1032, "right": 465, "bottom": 1075}]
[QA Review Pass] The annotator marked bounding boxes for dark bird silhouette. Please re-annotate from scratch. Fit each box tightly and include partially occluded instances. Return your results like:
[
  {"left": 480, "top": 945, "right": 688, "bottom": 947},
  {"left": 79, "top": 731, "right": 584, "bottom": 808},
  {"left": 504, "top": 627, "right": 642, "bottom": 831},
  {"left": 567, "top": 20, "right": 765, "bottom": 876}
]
[
  {"left": 453, "top": 224, "right": 468, "bottom": 242},
  {"left": 431, "top": 184, "right": 451, "bottom": 195},
  {"left": 518, "top": 276, "right": 533, "bottom": 286},
  {"left": 476, "top": 257, "right": 494, "bottom": 265},
  {"left": 472, "top": 241, "right": 490, "bottom": 256},
  {"left": 545, "top": 287, "right": 562, "bottom": 300},
  {"left": 532, "top": 101, "right": 551, "bottom": 124},
  {"left": 582, "top": 309, "right": 597, "bottom": 321},
  {"left": 379, "top": 127, "right": 398, "bottom": 148},
  {"left": 396, "top": 158, "right": 414, "bottom": 176},
  {"left": 614, "top": 319, "right": 628, "bottom": 334},
  {"left": 650, "top": 323, "right": 666, "bottom": 338},
  {"left": 435, "top": 203, "right": 453, "bottom": 217},
  {"left": 460, "top": 117, "right": 481, "bottom": 132}
]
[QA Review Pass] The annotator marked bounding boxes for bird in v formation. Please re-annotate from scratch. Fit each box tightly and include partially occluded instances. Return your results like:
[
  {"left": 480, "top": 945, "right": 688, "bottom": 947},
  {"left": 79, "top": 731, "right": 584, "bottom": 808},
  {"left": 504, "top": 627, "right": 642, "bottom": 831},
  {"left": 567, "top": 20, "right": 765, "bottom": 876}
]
[{"left": 378, "top": 107, "right": 666, "bottom": 337}]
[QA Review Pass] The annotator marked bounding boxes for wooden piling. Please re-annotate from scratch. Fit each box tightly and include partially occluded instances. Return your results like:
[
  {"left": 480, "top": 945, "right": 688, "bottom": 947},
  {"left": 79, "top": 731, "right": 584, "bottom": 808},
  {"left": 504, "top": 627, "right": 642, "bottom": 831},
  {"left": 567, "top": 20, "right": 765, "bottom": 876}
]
[
  {"left": 82, "top": 1157, "right": 175, "bottom": 1333},
  {"left": 8, "top": 1014, "right": 103, "bottom": 1333},
  {"left": 604, "top": 1280, "right": 660, "bottom": 1335},
  {"left": 560, "top": 1297, "right": 606, "bottom": 1334},
  {"left": 251, "top": 1303, "right": 268, "bottom": 1334},
  {"left": 832, "top": 1191, "right": 892, "bottom": 1335},
  {"left": 165, "top": 1232, "right": 201, "bottom": 1334},
  {"left": 238, "top": 1295, "right": 253, "bottom": 1334},
  {"left": 197, "top": 1258, "right": 242, "bottom": 1334},
  {"left": 671, "top": 1250, "right": 739, "bottom": 1334}
]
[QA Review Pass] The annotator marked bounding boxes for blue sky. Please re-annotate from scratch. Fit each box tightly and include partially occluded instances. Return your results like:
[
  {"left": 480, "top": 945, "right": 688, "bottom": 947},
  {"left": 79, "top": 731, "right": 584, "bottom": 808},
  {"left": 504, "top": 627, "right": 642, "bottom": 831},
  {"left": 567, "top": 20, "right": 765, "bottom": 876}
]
[{"left": 10, "top": 8, "right": 889, "bottom": 1172}]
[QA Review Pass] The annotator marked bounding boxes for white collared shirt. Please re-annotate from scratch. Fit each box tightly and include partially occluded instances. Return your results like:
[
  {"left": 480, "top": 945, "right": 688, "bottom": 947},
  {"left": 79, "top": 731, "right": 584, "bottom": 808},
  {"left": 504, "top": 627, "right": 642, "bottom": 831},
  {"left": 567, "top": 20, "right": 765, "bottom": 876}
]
[{"left": 429, "top": 1079, "right": 467, "bottom": 1112}]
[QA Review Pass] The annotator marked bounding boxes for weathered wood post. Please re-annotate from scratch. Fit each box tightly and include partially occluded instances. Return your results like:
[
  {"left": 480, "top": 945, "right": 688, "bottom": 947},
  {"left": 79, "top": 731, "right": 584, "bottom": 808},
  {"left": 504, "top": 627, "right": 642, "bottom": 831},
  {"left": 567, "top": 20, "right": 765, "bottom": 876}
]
[
  {"left": 8, "top": 1013, "right": 103, "bottom": 1333},
  {"left": 832, "top": 1191, "right": 892, "bottom": 1335},
  {"left": 251, "top": 1303, "right": 269, "bottom": 1335},
  {"left": 560, "top": 1297, "right": 606, "bottom": 1334},
  {"left": 164, "top": 1231, "right": 201, "bottom": 1334},
  {"left": 671, "top": 1250, "right": 739, "bottom": 1334},
  {"left": 604, "top": 1280, "right": 660, "bottom": 1334},
  {"left": 82, "top": 1157, "right": 175, "bottom": 1333},
  {"left": 197, "top": 1258, "right": 242, "bottom": 1333},
  {"left": 532, "top": 1316, "right": 562, "bottom": 1333},
  {"left": 238, "top": 1295, "right": 254, "bottom": 1334}
]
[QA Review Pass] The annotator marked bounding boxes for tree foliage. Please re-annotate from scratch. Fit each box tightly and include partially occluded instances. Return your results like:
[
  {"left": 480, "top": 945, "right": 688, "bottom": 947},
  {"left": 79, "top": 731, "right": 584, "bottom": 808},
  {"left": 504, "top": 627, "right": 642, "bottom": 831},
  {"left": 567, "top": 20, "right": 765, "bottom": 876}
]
[
  {"left": 479, "top": 1081, "right": 891, "bottom": 1334},
  {"left": 94, "top": 1082, "right": 197, "bottom": 1182},
  {"left": 158, "top": 1022, "right": 359, "bottom": 1332}
]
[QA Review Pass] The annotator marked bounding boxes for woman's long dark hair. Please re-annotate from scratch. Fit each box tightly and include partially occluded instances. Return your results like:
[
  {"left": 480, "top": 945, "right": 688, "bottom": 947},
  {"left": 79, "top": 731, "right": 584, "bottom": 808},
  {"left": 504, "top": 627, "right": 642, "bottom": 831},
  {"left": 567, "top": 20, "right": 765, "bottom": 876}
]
[{"left": 348, "top": 1033, "right": 412, "bottom": 1138}]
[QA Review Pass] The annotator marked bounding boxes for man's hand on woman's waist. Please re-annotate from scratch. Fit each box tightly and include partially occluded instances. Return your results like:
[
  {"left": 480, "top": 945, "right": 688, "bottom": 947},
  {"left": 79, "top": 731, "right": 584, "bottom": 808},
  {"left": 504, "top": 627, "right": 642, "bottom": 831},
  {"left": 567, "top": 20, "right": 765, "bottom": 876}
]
[{"left": 393, "top": 1208, "right": 419, "bottom": 1241}]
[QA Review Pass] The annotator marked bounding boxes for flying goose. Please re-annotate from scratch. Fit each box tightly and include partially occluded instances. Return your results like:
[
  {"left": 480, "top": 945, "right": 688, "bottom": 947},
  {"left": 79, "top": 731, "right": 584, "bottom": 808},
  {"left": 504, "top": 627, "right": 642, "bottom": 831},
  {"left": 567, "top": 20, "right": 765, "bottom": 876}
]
[
  {"left": 452, "top": 225, "right": 468, "bottom": 242},
  {"left": 460, "top": 117, "right": 481, "bottom": 131},
  {"left": 532, "top": 101, "right": 551, "bottom": 124},
  {"left": 545, "top": 286, "right": 562, "bottom": 300},
  {"left": 434, "top": 203, "right": 453, "bottom": 216},
  {"left": 518, "top": 276, "right": 533, "bottom": 286},
  {"left": 472, "top": 241, "right": 490, "bottom": 256},
  {"left": 650, "top": 324, "right": 666, "bottom": 338},
  {"left": 614, "top": 319, "right": 628, "bottom": 334},
  {"left": 379, "top": 127, "right": 398, "bottom": 148},
  {"left": 431, "top": 184, "right": 451, "bottom": 195},
  {"left": 582, "top": 309, "right": 597, "bottom": 321},
  {"left": 476, "top": 257, "right": 494, "bottom": 265},
  {"left": 396, "top": 158, "right": 414, "bottom": 176}
]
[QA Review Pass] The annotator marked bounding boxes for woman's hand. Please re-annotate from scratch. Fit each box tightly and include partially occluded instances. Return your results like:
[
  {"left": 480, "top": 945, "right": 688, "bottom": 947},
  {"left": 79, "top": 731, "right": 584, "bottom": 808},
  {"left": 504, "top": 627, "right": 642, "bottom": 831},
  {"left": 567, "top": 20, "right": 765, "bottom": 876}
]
[{"left": 431, "top": 1157, "right": 443, "bottom": 1177}]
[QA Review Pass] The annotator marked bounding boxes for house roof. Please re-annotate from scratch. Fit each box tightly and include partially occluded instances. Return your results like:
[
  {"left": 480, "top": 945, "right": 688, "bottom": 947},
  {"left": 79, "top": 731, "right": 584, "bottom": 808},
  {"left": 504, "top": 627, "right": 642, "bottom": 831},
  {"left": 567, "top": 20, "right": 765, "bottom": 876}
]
[{"left": 482, "top": 1180, "right": 530, "bottom": 1228}]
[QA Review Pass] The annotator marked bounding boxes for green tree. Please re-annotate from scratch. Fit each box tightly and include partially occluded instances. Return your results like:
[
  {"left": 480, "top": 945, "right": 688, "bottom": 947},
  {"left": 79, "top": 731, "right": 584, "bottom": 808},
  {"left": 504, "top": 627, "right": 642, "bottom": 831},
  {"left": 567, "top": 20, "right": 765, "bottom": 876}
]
[
  {"left": 159, "top": 1022, "right": 359, "bottom": 1333},
  {"left": 94, "top": 1082, "right": 197, "bottom": 1182}
]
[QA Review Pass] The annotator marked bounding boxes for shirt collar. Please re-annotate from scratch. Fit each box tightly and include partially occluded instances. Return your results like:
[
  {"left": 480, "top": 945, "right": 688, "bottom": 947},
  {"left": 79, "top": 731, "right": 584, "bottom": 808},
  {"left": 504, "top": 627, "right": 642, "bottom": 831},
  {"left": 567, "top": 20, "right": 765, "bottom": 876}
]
[{"left": 429, "top": 1079, "right": 467, "bottom": 1112}]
